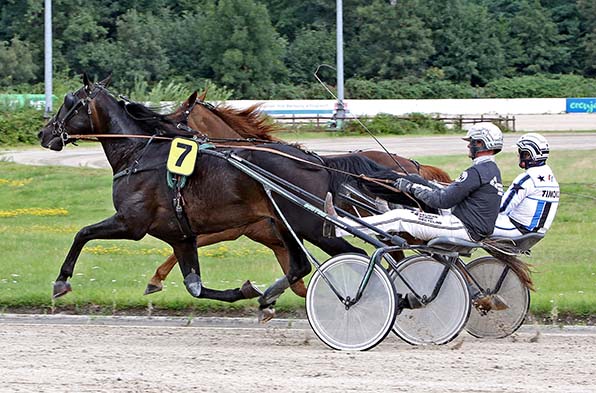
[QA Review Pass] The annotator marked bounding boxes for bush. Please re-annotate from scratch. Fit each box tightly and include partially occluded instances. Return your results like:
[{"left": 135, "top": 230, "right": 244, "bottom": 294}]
[
  {"left": 484, "top": 74, "right": 596, "bottom": 98},
  {"left": 343, "top": 112, "right": 458, "bottom": 135},
  {"left": 0, "top": 106, "right": 45, "bottom": 145}
]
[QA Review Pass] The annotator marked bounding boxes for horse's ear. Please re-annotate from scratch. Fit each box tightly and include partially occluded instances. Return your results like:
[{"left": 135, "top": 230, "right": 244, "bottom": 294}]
[
  {"left": 187, "top": 91, "right": 198, "bottom": 106},
  {"left": 99, "top": 74, "right": 112, "bottom": 88},
  {"left": 197, "top": 87, "right": 208, "bottom": 102},
  {"left": 82, "top": 72, "right": 92, "bottom": 88}
]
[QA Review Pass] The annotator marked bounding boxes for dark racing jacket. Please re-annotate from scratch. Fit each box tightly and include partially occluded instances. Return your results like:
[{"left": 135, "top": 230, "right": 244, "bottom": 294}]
[{"left": 411, "top": 156, "right": 503, "bottom": 241}]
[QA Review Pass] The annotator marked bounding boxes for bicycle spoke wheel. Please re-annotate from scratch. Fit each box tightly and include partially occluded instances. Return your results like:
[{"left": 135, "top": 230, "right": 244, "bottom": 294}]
[
  {"left": 306, "top": 254, "right": 397, "bottom": 351},
  {"left": 390, "top": 256, "right": 470, "bottom": 345},
  {"left": 466, "top": 256, "right": 530, "bottom": 339}
]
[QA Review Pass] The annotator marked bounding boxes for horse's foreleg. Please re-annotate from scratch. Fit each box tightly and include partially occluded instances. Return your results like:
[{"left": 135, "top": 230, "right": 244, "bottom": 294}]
[
  {"left": 173, "top": 239, "right": 256, "bottom": 303},
  {"left": 145, "top": 227, "right": 249, "bottom": 295},
  {"left": 54, "top": 215, "right": 144, "bottom": 298}
]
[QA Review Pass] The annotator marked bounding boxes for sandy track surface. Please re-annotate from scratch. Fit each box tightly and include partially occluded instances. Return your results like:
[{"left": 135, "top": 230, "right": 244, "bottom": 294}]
[{"left": 0, "top": 315, "right": 594, "bottom": 393}]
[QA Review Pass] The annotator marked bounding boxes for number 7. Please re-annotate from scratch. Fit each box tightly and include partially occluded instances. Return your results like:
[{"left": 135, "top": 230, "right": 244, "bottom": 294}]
[{"left": 175, "top": 142, "right": 192, "bottom": 167}]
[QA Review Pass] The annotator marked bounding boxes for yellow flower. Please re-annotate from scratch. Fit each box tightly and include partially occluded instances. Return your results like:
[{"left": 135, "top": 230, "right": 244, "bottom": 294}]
[
  {"left": 0, "top": 208, "right": 69, "bottom": 218},
  {"left": 0, "top": 178, "right": 32, "bottom": 187}
]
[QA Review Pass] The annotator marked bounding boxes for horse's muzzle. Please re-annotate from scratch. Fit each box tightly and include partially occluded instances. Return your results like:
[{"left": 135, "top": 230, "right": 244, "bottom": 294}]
[{"left": 39, "top": 127, "right": 65, "bottom": 151}]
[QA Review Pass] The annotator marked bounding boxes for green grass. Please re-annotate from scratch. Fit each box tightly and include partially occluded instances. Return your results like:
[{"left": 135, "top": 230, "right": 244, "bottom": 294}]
[{"left": 0, "top": 149, "right": 594, "bottom": 321}]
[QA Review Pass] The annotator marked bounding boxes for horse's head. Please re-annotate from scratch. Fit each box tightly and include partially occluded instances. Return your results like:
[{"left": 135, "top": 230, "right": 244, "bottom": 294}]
[
  {"left": 165, "top": 91, "right": 199, "bottom": 125},
  {"left": 38, "top": 73, "right": 112, "bottom": 151}
]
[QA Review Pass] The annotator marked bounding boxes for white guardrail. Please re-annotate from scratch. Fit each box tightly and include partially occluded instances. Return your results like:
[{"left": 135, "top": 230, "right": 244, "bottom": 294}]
[{"left": 223, "top": 98, "right": 569, "bottom": 117}]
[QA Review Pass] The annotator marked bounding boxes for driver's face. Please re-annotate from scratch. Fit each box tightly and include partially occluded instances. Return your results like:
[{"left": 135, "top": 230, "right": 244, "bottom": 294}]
[
  {"left": 518, "top": 150, "right": 531, "bottom": 168},
  {"left": 467, "top": 140, "right": 482, "bottom": 159}
]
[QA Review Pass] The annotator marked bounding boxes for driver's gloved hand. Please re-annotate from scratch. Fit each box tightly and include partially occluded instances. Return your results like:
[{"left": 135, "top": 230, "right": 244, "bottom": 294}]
[{"left": 393, "top": 178, "right": 413, "bottom": 193}]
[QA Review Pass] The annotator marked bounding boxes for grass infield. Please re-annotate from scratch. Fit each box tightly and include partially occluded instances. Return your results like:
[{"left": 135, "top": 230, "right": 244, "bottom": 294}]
[{"left": 0, "top": 149, "right": 593, "bottom": 323}]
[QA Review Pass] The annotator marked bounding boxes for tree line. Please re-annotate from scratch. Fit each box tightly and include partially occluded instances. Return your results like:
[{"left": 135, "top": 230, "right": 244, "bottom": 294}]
[{"left": 0, "top": 0, "right": 595, "bottom": 100}]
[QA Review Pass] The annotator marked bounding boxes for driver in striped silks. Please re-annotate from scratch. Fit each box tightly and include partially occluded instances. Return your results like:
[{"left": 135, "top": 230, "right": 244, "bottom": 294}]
[{"left": 491, "top": 133, "right": 559, "bottom": 237}]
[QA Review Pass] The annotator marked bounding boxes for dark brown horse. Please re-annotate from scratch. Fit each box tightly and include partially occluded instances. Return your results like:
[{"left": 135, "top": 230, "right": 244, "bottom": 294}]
[
  {"left": 142, "top": 92, "right": 452, "bottom": 296},
  {"left": 38, "top": 75, "right": 403, "bottom": 319}
]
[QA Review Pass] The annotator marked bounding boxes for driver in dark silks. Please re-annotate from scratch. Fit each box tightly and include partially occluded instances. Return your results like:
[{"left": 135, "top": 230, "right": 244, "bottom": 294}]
[{"left": 324, "top": 122, "right": 504, "bottom": 243}]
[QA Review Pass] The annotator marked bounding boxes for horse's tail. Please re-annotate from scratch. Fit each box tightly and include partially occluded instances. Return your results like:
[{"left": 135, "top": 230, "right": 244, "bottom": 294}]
[
  {"left": 482, "top": 243, "right": 535, "bottom": 291},
  {"left": 419, "top": 164, "right": 452, "bottom": 184}
]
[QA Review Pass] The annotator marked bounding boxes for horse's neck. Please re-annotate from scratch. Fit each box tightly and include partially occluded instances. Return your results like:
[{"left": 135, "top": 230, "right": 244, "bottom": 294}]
[
  {"left": 189, "top": 106, "right": 242, "bottom": 139},
  {"left": 97, "top": 104, "right": 150, "bottom": 173}
]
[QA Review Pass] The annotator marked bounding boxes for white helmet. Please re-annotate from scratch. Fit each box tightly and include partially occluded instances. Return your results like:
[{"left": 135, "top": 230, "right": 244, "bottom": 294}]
[
  {"left": 463, "top": 122, "right": 504, "bottom": 155},
  {"left": 516, "top": 133, "right": 549, "bottom": 162}
]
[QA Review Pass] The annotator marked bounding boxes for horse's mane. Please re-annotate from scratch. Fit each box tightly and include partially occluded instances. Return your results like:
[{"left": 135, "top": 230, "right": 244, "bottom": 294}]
[
  {"left": 119, "top": 100, "right": 202, "bottom": 138},
  {"left": 209, "top": 103, "right": 282, "bottom": 141}
]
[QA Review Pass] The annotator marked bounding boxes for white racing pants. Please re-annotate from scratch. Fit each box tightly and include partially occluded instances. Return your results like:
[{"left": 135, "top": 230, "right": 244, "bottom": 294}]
[
  {"left": 491, "top": 214, "right": 524, "bottom": 238},
  {"left": 335, "top": 208, "right": 473, "bottom": 241}
]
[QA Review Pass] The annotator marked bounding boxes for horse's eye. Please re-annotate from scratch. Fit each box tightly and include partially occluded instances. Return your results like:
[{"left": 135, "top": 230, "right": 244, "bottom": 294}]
[{"left": 64, "top": 93, "right": 77, "bottom": 109}]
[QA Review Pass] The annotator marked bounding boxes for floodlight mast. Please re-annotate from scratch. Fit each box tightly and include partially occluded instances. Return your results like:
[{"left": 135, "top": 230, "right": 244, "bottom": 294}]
[
  {"left": 44, "top": 0, "right": 53, "bottom": 116},
  {"left": 335, "top": 0, "right": 345, "bottom": 129}
]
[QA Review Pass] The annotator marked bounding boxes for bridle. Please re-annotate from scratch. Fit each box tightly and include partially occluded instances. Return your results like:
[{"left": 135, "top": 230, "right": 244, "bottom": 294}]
[{"left": 50, "top": 84, "right": 105, "bottom": 146}]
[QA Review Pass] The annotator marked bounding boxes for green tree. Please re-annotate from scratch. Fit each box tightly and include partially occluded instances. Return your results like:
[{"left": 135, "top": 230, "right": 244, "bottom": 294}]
[
  {"left": 492, "top": 0, "right": 565, "bottom": 75},
  {"left": 347, "top": 0, "right": 434, "bottom": 80},
  {"left": 198, "top": 0, "right": 287, "bottom": 98},
  {"left": 578, "top": 0, "right": 596, "bottom": 76},
  {"left": 420, "top": 0, "right": 505, "bottom": 85},
  {"left": 96, "top": 9, "right": 172, "bottom": 89},
  {"left": 263, "top": 0, "right": 336, "bottom": 41},
  {"left": 540, "top": 1, "right": 582, "bottom": 74},
  {"left": 285, "top": 27, "right": 336, "bottom": 85},
  {"left": 0, "top": 37, "right": 38, "bottom": 88}
]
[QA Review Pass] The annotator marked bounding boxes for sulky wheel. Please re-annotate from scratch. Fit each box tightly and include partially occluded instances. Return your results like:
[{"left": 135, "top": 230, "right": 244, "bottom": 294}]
[
  {"left": 465, "top": 256, "right": 530, "bottom": 339},
  {"left": 390, "top": 255, "right": 471, "bottom": 345},
  {"left": 306, "top": 253, "right": 397, "bottom": 351}
]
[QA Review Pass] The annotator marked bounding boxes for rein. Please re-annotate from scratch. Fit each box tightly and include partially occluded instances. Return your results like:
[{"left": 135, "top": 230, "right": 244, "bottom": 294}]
[
  {"left": 66, "top": 133, "right": 175, "bottom": 141},
  {"left": 213, "top": 144, "right": 423, "bottom": 209},
  {"left": 67, "top": 135, "right": 421, "bottom": 208}
]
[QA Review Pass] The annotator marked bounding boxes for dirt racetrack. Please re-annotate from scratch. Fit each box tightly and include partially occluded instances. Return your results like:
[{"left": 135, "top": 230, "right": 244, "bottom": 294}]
[{"left": 0, "top": 314, "right": 594, "bottom": 393}]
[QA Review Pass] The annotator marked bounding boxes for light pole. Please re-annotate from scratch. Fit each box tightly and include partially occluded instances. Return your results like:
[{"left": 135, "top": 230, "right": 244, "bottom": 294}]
[
  {"left": 335, "top": 0, "right": 345, "bottom": 129},
  {"left": 44, "top": 0, "right": 53, "bottom": 117}
]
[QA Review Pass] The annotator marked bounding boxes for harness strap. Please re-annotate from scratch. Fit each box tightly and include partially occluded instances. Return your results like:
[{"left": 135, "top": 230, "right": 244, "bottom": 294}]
[
  {"left": 170, "top": 174, "right": 195, "bottom": 239},
  {"left": 214, "top": 144, "right": 423, "bottom": 210},
  {"left": 113, "top": 163, "right": 163, "bottom": 181},
  {"left": 71, "top": 134, "right": 422, "bottom": 209}
]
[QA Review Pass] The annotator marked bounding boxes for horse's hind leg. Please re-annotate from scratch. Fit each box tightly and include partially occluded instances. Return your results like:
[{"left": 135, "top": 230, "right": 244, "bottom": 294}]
[
  {"left": 173, "top": 239, "right": 254, "bottom": 303},
  {"left": 54, "top": 214, "right": 144, "bottom": 298},
  {"left": 244, "top": 219, "right": 307, "bottom": 297},
  {"left": 145, "top": 253, "right": 178, "bottom": 295},
  {"left": 257, "top": 229, "right": 312, "bottom": 322}
]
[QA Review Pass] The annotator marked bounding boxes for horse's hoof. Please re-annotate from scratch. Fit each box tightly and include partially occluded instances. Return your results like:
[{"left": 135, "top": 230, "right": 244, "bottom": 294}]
[
  {"left": 53, "top": 281, "right": 72, "bottom": 298},
  {"left": 490, "top": 294, "right": 509, "bottom": 311},
  {"left": 240, "top": 280, "right": 263, "bottom": 299},
  {"left": 258, "top": 307, "right": 276, "bottom": 324},
  {"left": 183, "top": 273, "right": 202, "bottom": 297},
  {"left": 144, "top": 284, "right": 163, "bottom": 295}
]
